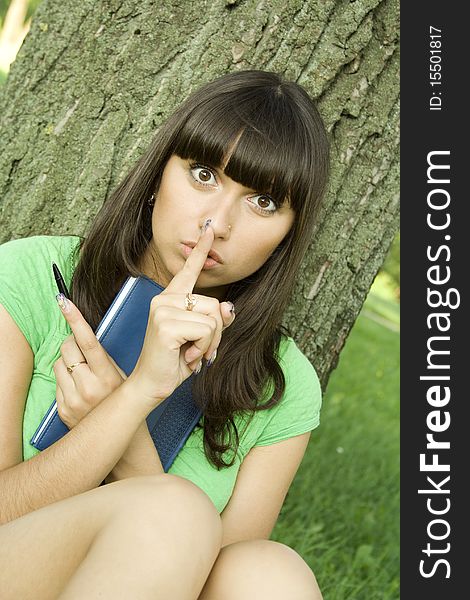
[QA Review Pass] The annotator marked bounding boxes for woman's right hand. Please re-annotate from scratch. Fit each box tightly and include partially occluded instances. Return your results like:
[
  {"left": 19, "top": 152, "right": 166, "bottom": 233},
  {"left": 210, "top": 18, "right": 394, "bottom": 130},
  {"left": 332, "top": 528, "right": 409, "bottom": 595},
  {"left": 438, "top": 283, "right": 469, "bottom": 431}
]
[{"left": 127, "top": 225, "right": 235, "bottom": 410}]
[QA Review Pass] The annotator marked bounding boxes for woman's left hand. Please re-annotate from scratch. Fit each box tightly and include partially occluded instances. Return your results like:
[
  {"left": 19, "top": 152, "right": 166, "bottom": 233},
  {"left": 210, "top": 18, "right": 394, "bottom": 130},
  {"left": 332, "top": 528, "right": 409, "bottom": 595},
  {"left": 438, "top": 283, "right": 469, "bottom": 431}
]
[{"left": 53, "top": 298, "right": 127, "bottom": 429}]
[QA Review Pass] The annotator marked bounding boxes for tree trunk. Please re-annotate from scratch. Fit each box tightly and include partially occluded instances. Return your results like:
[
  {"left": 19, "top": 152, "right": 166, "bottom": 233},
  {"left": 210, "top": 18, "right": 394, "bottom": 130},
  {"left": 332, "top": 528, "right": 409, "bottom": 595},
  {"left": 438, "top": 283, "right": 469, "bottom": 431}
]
[{"left": 0, "top": 0, "right": 399, "bottom": 386}]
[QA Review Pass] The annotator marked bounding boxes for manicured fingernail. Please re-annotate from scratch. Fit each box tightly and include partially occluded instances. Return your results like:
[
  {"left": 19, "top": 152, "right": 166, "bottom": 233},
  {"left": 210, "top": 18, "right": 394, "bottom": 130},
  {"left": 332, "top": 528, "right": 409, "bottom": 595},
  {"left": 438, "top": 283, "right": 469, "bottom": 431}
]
[
  {"left": 56, "top": 293, "right": 71, "bottom": 313},
  {"left": 207, "top": 349, "right": 217, "bottom": 367},
  {"left": 200, "top": 218, "right": 212, "bottom": 235},
  {"left": 195, "top": 360, "right": 203, "bottom": 374},
  {"left": 227, "top": 301, "right": 235, "bottom": 316}
]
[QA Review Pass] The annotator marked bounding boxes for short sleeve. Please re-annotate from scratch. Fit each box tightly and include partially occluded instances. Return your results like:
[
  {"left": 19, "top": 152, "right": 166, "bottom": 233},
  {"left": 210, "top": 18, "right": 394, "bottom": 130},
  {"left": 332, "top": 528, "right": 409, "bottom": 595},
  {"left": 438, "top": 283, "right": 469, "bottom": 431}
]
[
  {"left": 0, "top": 236, "right": 80, "bottom": 353},
  {"left": 253, "top": 338, "right": 322, "bottom": 447},
  {"left": 0, "top": 238, "right": 40, "bottom": 350}
]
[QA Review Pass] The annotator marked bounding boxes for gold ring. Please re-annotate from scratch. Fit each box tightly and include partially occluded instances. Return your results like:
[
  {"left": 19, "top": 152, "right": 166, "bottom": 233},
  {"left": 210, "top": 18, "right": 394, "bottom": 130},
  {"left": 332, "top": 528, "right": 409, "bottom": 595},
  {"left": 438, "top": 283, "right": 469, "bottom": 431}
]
[
  {"left": 66, "top": 360, "right": 87, "bottom": 373},
  {"left": 184, "top": 293, "right": 197, "bottom": 311}
]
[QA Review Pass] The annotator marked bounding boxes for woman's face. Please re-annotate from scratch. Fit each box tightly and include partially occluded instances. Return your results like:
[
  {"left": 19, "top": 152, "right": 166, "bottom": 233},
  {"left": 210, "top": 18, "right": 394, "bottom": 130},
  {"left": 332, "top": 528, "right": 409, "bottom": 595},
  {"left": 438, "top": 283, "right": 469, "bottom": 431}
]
[{"left": 140, "top": 155, "right": 295, "bottom": 298}]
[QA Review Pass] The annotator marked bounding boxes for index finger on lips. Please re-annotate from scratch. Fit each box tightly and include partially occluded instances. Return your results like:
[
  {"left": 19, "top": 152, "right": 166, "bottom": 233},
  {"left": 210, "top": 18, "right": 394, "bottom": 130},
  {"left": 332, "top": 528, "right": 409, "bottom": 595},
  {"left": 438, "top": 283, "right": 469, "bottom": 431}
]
[
  {"left": 56, "top": 295, "right": 109, "bottom": 376},
  {"left": 166, "top": 225, "right": 214, "bottom": 294}
]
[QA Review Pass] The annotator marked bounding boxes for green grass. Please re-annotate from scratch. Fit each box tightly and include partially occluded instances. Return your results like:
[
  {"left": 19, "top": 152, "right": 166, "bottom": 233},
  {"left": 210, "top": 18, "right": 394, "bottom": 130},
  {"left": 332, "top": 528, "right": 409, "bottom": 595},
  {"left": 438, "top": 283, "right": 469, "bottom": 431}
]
[{"left": 272, "top": 281, "right": 399, "bottom": 599}]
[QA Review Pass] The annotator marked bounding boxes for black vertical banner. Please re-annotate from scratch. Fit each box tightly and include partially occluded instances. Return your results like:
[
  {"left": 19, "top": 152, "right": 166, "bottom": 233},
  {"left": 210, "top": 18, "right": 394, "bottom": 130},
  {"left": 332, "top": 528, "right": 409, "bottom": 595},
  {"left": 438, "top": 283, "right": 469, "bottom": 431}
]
[{"left": 401, "top": 3, "right": 466, "bottom": 598}]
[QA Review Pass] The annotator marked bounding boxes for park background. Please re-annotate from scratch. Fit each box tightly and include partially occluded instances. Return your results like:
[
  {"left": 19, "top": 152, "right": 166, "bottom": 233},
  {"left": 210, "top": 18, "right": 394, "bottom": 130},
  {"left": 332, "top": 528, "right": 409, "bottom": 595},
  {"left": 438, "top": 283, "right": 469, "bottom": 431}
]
[{"left": 0, "top": 1, "right": 400, "bottom": 598}]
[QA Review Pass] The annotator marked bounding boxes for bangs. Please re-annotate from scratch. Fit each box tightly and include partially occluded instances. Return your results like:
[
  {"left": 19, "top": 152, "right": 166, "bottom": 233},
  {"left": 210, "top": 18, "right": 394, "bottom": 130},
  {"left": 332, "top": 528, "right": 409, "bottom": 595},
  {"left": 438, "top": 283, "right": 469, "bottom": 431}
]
[{"left": 171, "top": 90, "right": 314, "bottom": 211}]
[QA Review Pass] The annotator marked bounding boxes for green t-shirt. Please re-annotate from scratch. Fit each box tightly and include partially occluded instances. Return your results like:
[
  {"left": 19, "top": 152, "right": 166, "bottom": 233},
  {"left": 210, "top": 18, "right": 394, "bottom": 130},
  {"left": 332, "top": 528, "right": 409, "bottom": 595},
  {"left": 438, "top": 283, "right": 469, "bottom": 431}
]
[{"left": 0, "top": 235, "right": 322, "bottom": 513}]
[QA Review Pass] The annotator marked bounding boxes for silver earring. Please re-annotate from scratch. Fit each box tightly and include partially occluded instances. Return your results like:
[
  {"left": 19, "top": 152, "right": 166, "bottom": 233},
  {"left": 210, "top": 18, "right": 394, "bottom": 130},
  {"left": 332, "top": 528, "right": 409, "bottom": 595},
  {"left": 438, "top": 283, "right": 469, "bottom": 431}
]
[{"left": 148, "top": 193, "right": 155, "bottom": 207}]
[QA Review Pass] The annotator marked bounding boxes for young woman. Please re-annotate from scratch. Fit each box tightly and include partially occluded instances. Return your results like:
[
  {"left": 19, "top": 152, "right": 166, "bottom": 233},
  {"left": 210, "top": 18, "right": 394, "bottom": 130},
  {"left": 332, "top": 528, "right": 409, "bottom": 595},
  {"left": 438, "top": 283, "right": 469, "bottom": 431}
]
[{"left": 0, "top": 70, "right": 329, "bottom": 599}]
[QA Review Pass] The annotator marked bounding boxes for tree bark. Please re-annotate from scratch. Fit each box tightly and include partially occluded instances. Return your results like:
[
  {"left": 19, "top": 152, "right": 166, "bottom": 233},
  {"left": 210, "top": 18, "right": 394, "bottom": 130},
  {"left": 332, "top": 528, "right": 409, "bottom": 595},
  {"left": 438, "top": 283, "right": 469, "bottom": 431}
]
[{"left": 0, "top": 0, "right": 399, "bottom": 386}]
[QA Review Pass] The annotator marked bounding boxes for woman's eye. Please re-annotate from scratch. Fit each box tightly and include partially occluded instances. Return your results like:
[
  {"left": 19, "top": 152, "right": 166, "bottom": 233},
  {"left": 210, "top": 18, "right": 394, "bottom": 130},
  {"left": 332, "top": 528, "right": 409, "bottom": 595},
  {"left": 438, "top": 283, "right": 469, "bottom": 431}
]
[
  {"left": 190, "top": 164, "right": 217, "bottom": 186},
  {"left": 251, "top": 194, "right": 278, "bottom": 213}
]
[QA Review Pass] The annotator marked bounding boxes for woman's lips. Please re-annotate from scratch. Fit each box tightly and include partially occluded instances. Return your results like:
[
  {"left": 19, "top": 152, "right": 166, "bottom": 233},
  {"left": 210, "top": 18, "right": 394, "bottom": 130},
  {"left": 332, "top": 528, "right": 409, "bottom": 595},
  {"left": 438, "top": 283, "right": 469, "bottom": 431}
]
[{"left": 181, "top": 242, "right": 223, "bottom": 269}]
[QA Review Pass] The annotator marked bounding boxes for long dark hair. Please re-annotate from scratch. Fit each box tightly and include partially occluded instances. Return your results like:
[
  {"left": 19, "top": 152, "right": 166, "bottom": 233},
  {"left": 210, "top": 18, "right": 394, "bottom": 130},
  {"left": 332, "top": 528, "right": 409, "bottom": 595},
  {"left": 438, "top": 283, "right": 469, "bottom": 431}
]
[{"left": 71, "top": 70, "right": 330, "bottom": 469}]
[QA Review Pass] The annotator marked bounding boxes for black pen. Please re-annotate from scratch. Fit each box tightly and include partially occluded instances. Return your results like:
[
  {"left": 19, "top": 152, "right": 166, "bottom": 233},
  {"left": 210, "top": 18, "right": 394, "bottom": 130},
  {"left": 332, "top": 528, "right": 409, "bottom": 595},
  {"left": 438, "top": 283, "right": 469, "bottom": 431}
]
[{"left": 52, "top": 262, "right": 70, "bottom": 298}]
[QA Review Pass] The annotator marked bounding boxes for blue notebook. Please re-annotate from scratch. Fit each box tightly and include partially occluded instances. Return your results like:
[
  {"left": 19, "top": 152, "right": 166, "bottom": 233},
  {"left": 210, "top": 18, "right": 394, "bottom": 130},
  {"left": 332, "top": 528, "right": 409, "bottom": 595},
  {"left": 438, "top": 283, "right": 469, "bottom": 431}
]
[{"left": 30, "top": 276, "right": 203, "bottom": 472}]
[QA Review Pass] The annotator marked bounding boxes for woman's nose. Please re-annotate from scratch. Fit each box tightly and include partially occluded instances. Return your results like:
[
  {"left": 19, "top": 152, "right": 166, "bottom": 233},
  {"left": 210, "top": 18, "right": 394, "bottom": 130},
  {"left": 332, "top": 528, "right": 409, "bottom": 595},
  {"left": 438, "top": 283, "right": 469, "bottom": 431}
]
[
  {"left": 200, "top": 200, "right": 237, "bottom": 240},
  {"left": 208, "top": 219, "right": 232, "bottom": 240}
]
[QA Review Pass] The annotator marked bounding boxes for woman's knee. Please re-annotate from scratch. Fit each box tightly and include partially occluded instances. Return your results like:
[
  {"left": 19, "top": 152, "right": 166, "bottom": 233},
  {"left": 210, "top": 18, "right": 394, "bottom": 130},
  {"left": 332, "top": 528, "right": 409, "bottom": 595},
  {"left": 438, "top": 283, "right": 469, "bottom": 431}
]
[
  {"left": 264, "top": 541, "right": 322, "bottom": 599},
  {"left": 107, "top": 474, "right": 222, "bottom": 550},
  {"left": 199, "top": 539, "right": 322, "bottom": 600}
]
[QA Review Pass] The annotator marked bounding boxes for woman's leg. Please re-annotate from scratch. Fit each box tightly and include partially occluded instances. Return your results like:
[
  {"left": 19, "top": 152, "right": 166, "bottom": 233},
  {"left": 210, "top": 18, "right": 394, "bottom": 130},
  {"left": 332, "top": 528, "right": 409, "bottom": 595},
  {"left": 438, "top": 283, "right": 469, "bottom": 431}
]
[
  {"left": 198, "top": 539, "right": 323, "bottom": 600},
  {"left": 0, "top": 474, "right": 222, "bottom": 600}
]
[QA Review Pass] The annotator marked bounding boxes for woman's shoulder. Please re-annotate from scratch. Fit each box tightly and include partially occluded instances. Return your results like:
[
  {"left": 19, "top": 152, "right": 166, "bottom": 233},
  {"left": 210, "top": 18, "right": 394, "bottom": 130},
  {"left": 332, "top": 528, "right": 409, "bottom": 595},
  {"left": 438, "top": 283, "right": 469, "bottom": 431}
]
[
  {"left": 239, "top": 336, "right": 323, "bottom": 450},
  {"left": 0, "top": 234, "right": 81, "bottom": 290},
  {"left": 277, "top": 335, "right": 322, "bottom": 394},
  {"left": 0, "top": 234, "right": 81, "bottom": 264}
]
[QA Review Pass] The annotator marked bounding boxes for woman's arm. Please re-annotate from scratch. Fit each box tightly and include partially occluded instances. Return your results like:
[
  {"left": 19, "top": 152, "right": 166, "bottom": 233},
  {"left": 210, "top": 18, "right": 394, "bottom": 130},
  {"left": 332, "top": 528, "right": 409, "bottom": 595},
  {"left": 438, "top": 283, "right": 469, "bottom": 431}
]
[
  {"left": 0, "top": 380, "right": 164, "bottom": 525},
  {"left": 105, "top": 421, "right": 163, "bottom": 483},
  {"left": 0, "top": 305, "right": 164, "bottom": 525},
  {"left": 219, "top": 432, "right": 311, "bottom": 548},
  {"left": 0, "top": 304, "right": 34, "bottom": 472}
]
